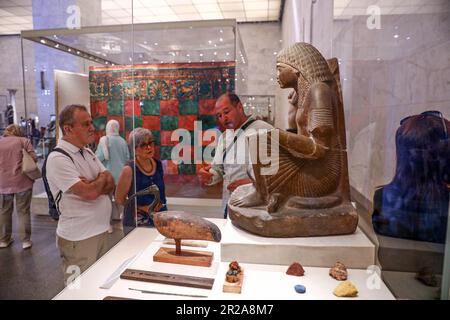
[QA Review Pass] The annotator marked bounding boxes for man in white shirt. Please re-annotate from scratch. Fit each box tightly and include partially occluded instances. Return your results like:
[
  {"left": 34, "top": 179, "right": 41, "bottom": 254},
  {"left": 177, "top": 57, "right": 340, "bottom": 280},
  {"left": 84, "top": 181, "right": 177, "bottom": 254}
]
[
  {"left": 46, "top": 104, "right": 115, "bottom": 284},
  {"left": 198, "top": 93, "right": 273, "bottom": 218}
]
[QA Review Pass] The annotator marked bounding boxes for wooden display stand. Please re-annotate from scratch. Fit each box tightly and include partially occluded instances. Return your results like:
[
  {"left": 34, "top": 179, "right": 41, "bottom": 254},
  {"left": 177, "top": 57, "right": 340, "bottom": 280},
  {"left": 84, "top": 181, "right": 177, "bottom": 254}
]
[
  {"left": 153, "top": 239, "right": 214, "bottom": 267},
  {"left": 223, "top": 268, "right": 244, "bottom": 294}
]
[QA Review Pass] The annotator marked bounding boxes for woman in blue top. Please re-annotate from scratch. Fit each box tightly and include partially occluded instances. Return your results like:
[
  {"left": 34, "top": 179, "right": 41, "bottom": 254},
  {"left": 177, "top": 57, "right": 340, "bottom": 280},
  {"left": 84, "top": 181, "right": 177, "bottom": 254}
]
[{"left": 115, "top": 128, "right": 167, "bottom": 231}]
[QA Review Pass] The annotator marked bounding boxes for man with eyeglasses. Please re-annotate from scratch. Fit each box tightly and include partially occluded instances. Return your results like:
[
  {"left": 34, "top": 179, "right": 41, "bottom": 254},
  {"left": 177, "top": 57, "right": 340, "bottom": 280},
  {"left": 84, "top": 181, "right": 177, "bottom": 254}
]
[{"left": 46, "top": 104, "right": 115, "bottom": 285}]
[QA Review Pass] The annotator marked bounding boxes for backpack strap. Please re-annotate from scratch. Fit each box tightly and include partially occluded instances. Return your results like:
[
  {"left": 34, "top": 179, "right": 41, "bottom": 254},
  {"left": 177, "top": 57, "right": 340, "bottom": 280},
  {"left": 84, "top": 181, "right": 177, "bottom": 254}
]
[{"left": 43, "top": 148, "right": 74, "bottom": 217}]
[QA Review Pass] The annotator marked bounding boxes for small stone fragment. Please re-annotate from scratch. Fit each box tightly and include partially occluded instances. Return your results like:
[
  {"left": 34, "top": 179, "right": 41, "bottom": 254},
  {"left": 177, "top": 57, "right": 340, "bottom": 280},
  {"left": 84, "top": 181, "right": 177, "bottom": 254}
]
[
  {"left": 287, "top": 262, "right": 305, "bottom": 276},
  {"left": 415, "top": 267, "right": 439, "bottom": 287},
  {"left": 333, "top": 280, "right": 358, "bottom": 297},
  {"left": 294, "top": 285, "right": 306, "bottom": 294},
  {"left": 329, "top": 261, "right": 348, "bottom": 280}
]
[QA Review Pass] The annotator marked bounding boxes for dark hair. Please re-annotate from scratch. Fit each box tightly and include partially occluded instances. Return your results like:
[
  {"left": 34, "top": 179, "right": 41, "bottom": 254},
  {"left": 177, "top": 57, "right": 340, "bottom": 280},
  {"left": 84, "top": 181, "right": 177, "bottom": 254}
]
[
  {"left": 372, "top": 112, "right": 450, "bottom": 243},
  {"left": 59, "top": 104, "right": 88, "bottom": 135},
  {"left": 219, "top": 92, "right": 242, "bottom": 107}
]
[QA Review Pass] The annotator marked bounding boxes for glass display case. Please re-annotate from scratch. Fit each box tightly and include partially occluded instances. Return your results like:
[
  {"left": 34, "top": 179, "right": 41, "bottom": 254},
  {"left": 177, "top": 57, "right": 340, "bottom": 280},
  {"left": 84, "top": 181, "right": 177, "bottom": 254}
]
[
  {"left": 7, "top": 0, "right": 449, "bottom": 301},
  {"left": 332, "top": 1, "right": 450, "bottom": 300},
  {"left": 240, "top": 94, "right": 275, "bottom": 124}
]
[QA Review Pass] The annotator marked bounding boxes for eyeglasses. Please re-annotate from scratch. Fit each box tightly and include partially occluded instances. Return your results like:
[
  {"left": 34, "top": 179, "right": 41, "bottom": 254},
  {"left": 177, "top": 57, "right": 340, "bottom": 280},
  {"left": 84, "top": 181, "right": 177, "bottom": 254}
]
[
  {"left": 138, "top": 141, "right": 155, "bottom": 148},
  {"left": 400, "top": 110, "right": 448, "bottom": 140}
]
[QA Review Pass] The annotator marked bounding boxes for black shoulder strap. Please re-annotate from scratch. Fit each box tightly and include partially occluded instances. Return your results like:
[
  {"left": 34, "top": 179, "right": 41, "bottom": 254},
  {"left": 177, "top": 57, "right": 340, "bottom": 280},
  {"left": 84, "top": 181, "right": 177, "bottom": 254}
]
[
  {"left": 44, "top": 148, "right": 75, "bottom": 216},
  {"left": 222, "top": 118, "right": 257, "bottom": 162},
  {"left": 52, "top": 147, "right": 74, "bottom": 163}
]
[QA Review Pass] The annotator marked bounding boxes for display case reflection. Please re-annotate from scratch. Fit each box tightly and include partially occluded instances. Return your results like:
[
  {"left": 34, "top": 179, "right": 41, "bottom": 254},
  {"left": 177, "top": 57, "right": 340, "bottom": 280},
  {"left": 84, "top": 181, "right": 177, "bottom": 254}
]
[{"left": 372, "top": 110, "right": 450, "bottom": 294}]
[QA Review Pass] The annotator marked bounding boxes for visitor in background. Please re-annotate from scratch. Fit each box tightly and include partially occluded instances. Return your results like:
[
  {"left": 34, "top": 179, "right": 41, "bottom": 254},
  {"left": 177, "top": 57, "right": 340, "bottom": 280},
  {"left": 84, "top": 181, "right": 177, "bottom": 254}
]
[
  {"left": 96, "top": 120, "right": 130, "bottom": 231},
  {"left": 372, "top": 111, "right": 450, "bottom": 243},
  {"left": 0, "top": 124, "right": 37, "bottom": 249},
  {"left": 95, "top": 120, "right": 129, "bottom": 184}
]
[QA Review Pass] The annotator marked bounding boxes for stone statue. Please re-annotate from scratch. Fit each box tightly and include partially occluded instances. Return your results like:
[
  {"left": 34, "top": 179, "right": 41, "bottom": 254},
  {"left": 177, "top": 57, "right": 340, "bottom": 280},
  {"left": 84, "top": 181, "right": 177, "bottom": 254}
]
[{"left": 228, "top": 42, "right": 358, "bottom": 237}]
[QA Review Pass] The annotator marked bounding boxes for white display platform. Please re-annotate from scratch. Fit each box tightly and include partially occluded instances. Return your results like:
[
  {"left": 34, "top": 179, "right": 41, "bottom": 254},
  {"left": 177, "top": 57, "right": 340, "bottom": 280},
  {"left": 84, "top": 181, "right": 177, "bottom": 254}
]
[
  {"left": 221, "top": 220, "right": 375, "bottom": 268},
  {"left": 54, "top": 219, "right": 394, "bottom": 300}
]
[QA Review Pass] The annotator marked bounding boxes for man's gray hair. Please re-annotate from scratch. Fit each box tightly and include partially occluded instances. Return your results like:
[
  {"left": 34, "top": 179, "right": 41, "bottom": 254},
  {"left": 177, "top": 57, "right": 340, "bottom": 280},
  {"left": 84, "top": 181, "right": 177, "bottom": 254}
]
[
  {"left": 59, "top": 104, "right": 88, "bottom": 135},
  {"left": 128, "top": 127, "right": 153, "bottom": 150}
]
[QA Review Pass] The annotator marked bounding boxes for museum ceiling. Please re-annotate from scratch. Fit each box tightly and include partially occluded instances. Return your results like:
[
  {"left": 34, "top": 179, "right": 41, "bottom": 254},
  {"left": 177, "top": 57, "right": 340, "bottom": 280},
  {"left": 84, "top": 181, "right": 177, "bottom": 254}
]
[{"left": 2, "top": 0, "right": 449, "bottom": 35}]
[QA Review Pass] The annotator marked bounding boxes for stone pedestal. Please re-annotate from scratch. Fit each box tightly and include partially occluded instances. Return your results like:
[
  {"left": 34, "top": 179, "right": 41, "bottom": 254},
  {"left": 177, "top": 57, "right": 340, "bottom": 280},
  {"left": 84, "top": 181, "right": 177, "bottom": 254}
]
[{"left": 221, "top": 220, "right": 375, "bottom": 268}]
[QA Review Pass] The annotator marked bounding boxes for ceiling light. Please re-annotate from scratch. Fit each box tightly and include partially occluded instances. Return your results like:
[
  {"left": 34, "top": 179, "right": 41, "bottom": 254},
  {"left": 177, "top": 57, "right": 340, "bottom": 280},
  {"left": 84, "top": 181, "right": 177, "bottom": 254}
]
[
  {"left": 54, "top": 44, "right": 59, "bottom": 48},
  {"left": 220, "top": 29, "right": 223, "bottom": 33},
  {"left": 219, "top": 38, "right": 223, "bottom": 42},
  {"left": 143, "top": 61, "right": 149, "bottom": 64},
  {"left": 213, "top": 52, "right": 217, "bottom": 55},
  {"left": 273, "top": 51, "right": 277, "bottom": 55},
  {"left": 40, "top": 39, "right": 46, "bottom": 44},
  {"left": 226, "top": 52, "right": 229, "bottom": 56},
  {"left": 77, "top": 51, "right": 80, "bottom": 55},
  {"left": 160, "top": 61, "right": 164, "bottom": 63},
  {"left": 68, "top": 48, "right": 71, "bottom": 52},
  {"left": 208, "top": 40, "right": 212, "bottom": 44},
  {"left": 186, "top": 54, "right": 190, "bottom": 57},
  {"left": 394, "top": 34, "right": 399, "bottom": 39},
  {"left": 199, "top": 53, "right": 203, "bottom": 57},
  {"left": 406, "top": 36, "right": 411, "bottom": 40},
  {"left": 154, "top": 42, "right": 158, "bottom": 45}
]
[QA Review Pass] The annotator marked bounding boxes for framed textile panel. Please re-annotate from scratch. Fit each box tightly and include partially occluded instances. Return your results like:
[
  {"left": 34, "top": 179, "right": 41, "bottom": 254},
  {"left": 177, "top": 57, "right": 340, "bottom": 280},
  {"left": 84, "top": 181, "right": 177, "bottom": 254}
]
[{"left": 89, "top": 62, "right": 234, "bottom": 196}]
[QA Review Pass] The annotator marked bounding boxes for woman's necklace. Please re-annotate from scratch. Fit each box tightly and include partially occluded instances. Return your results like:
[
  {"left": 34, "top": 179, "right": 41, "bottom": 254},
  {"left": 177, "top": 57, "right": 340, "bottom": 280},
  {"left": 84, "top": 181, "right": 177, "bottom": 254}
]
[{"left": 136, "top": 157, "right": 154, "bottom": 175}]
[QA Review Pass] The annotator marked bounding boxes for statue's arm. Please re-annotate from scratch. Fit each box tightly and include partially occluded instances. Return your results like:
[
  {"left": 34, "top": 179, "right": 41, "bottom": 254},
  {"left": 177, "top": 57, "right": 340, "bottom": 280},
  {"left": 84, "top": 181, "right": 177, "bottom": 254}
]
[{"left": 278, "top": 83, "right": 333, "bottom": 159}]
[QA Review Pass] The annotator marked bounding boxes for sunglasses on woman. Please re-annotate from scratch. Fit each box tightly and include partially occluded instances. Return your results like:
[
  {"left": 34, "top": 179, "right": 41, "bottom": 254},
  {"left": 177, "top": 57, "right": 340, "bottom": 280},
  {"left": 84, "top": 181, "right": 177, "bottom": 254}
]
[
  {"left": 138, "top": 140, "right": 155, "bottom": 148},
  {"left": 400, "top": 110, "right": 448, "bottom": 140}
]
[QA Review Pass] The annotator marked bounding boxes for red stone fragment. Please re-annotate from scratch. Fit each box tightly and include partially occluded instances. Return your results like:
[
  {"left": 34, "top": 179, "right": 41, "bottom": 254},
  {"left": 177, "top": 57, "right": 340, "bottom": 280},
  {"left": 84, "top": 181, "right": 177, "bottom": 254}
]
[{"left": 286, "top": 262, "right": 305, "bottom": 276}]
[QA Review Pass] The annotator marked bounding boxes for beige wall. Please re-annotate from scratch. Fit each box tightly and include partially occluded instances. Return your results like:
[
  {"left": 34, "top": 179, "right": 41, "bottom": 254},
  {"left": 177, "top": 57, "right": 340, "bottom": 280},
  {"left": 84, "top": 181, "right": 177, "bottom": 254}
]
[{"left": 0, "top": 35, "right": 37, "bottom": 121}]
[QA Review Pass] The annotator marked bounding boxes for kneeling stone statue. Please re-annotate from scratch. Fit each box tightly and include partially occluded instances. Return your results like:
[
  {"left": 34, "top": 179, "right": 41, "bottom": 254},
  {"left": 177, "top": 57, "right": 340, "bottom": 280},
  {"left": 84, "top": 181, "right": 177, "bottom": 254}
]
[{"left": 228, "top": 42, "right": 358, "bottom": 237}]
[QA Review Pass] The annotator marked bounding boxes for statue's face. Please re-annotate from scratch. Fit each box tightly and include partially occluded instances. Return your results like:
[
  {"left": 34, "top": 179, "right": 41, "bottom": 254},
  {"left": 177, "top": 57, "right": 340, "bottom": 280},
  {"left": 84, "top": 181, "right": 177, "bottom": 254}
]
[{"left": 276, "top": 63, "right": 298, "bottom": 89}]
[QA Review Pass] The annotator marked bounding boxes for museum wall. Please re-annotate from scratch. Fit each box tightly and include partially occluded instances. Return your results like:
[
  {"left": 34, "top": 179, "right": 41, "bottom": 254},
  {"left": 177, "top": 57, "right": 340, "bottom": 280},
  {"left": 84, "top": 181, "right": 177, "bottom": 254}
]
[
  {"left": 235, "top": 22, "right": 281, "bottom": 98},
  {"left": 0, "top": 35, "right": 37, "bottom": 121},
  {"left": 332, "top": 12, "right": 450, "bottom": 203}
]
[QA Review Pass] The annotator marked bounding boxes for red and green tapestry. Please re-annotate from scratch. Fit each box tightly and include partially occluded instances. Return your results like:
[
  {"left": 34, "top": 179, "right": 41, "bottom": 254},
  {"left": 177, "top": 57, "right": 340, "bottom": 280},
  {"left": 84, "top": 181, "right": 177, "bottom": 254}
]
[{"left": 89, "top": 62, "right": 234, "bottom": 196}]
